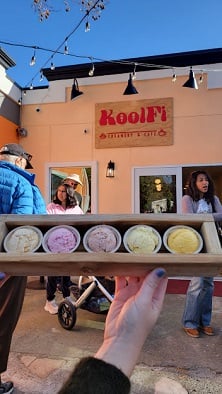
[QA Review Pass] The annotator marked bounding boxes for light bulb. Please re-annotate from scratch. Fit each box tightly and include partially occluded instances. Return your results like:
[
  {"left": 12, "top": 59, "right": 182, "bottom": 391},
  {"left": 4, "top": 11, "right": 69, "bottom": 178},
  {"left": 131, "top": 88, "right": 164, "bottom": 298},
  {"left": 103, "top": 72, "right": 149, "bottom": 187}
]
[
  {"left": 30, "top": 54, "right": 36, "bottom": 66},
  {"left": 85, "top": 21, "right": 90, "bottom": 32},
  {"left": 132, "top": 64, "right": 137, "bottom": 80},
  {"left": 172, "top": 73, "right": 177, "bottom": 82},
  {"left": 199, "top": 73, "right": 203, "bottom": 84},
  {"left": 89, "top": 64, "right": 95, "bottom": 76}
]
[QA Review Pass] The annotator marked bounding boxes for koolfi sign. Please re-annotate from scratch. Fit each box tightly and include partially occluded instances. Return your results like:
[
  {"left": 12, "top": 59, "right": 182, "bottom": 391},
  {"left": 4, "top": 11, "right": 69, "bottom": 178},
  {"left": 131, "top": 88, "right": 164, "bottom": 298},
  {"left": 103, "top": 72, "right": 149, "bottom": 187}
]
[{"left": 95, "top": 98, "right": 173, "bottom": 148}]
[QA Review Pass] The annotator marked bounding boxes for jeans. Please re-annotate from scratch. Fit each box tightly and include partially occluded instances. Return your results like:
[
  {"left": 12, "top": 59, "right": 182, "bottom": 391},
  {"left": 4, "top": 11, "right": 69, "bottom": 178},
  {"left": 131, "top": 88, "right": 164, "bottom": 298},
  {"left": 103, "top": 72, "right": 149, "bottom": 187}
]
[
  {"left": 46, "top": 276, "right": 71, "bottom": 301},
  {"left": 182, "top": 277, "right": 214, "bottom": 329}
]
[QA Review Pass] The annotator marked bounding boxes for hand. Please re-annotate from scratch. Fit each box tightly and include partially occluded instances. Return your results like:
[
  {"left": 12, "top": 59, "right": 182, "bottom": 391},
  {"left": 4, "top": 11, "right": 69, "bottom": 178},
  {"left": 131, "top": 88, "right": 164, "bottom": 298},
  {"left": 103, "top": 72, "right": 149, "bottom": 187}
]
[{"left": 95, "top": 268, "right": 168, "bottom": 377}]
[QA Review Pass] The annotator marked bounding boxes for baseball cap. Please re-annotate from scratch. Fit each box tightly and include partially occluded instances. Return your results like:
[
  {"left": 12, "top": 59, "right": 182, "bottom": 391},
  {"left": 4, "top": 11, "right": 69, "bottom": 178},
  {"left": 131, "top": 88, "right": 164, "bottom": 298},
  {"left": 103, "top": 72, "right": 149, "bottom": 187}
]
[
  {"left": 0, "top": 143, "right": 33, "bottom": 169},
  {"left": 64, "top": 173, "right": 83, "bottom": 186}
]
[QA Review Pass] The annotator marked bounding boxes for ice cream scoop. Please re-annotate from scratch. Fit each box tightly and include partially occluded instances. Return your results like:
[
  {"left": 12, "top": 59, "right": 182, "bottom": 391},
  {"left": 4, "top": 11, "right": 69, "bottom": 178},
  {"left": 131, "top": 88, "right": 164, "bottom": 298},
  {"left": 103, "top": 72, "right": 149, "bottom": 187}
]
[
  {"left": 43, "top": 225, "right": 80, "bottom": 253},
  {"left": 163, "top": 225, "right": 203, "bottom": 254},
  {"left": 4, "top": 226, "right": 42, "bottom": 253},
  {"left": 83, "top": 225, "right": 121, "bottom": 253},
  {"left": 123, "top": 225, "right": 161, "bottom": 254}
]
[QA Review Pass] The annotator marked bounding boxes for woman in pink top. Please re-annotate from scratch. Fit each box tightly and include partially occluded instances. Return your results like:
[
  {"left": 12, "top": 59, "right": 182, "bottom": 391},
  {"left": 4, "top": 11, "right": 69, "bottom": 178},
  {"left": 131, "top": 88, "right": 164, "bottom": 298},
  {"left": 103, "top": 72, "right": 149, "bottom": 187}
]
[{"left": 44, "top": 183, "right": 83, "bottom": 315}]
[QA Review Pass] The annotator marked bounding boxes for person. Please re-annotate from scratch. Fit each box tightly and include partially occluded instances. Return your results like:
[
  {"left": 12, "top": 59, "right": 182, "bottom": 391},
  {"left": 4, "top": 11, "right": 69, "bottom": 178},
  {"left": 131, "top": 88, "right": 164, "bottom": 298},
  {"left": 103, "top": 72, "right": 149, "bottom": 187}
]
[
  {"left": 58, "top": 267, "right": 168, "bottom": 394},
  {"left": 182, "top": 170, "right": 222, "bottom": 338},
  {"left": 0, "top": 143, "right": 46, "bottom": 394},
  {"left": 62, "top": 173, "right": 83, "bottom": 207},
  {"left": 44, "top": 183, "right": 84, "bottom": 314}
]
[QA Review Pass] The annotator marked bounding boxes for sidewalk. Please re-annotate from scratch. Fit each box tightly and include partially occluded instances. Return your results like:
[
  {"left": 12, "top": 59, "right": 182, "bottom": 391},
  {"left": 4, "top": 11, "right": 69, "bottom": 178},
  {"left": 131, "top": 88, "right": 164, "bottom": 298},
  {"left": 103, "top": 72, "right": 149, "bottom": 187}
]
[{"left": 2, "top": 276, "right": 222, "bottom": 393}]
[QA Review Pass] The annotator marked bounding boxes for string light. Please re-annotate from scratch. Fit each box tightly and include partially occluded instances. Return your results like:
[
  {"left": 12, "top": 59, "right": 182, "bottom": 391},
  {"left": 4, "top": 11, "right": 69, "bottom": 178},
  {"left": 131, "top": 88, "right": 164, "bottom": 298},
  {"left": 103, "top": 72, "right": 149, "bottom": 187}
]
[
  {"left": 26, "top": 0, "right": 104, "bottom": 88},
  {"left": 85, "top": 20, "right": 90, "bottom": 32},
  {"left": 64, "top": 39, "right": 69, "bottom": 55},
  {"left": 0, "top": 2, "right": 219, "bottom": 93},
  {"left": 40, "top": 70, "right": 44, "bottom": 81},
  {"left": 172, "top": 71, "right": 177, "bottom": 82},
  {"left": 88, "top": 58, "right": 95, "bottom": 76},
  {"left": 1, "top": 36, "right": 218, "bottom": 91},
  {"left": 199, "top": 71, "right": 204, "bottom": 84},
  {"left": 132, "top": 63, "right": 137, "bottom": 80},
  {"left": 50, "top": 61, "right": 55, "bottom": 70},
  {"left": 30, "top": 49, "right": 36, "bottom": 66}
]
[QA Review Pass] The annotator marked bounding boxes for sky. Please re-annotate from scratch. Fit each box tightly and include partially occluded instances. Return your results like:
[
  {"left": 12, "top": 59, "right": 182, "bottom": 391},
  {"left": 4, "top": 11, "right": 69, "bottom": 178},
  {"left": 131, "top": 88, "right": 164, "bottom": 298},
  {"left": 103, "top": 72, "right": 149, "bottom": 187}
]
[{"left": 1, "top": 0, "right": 222, "bottom": 88}]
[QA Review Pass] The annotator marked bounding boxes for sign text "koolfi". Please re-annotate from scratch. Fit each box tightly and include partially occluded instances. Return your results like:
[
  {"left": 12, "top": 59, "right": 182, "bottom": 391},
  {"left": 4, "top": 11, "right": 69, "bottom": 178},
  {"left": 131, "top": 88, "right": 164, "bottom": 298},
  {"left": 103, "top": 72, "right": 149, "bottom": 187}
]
[{"left": 99, "top": 106, "right": 167, "bottom": 126}]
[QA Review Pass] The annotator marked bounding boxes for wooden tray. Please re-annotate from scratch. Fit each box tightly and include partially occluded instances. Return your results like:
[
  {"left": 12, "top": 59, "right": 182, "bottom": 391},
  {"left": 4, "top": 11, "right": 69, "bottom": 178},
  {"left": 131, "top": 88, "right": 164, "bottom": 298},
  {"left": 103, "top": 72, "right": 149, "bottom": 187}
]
[{"left": 0, "top": 213, "right": 221, "bottom": 277}]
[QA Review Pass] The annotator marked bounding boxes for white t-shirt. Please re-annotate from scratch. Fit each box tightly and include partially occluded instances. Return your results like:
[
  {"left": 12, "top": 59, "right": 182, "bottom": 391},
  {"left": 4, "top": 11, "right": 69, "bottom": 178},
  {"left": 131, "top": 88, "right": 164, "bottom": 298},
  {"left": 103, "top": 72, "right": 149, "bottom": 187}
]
[{"left": 196, "top": 198, "right": 211, "bottom": 214}]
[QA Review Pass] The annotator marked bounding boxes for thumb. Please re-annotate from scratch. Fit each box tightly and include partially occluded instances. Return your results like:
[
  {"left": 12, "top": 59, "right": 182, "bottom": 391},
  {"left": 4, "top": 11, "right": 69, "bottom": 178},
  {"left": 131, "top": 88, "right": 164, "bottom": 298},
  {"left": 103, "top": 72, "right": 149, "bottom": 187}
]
[{"left": 138, "top": 268, "right": 168, "bottom": 309}]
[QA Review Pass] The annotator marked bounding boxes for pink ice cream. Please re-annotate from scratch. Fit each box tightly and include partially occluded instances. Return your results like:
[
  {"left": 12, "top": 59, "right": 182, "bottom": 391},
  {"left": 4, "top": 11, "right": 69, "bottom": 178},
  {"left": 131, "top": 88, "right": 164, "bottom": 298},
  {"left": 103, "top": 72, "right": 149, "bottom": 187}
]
[
  {"left": 46, "top": 227, "right": 77, "bottom": 253},
  {"left": 85, "top": 226, "right": 119, "bottom": 252}
]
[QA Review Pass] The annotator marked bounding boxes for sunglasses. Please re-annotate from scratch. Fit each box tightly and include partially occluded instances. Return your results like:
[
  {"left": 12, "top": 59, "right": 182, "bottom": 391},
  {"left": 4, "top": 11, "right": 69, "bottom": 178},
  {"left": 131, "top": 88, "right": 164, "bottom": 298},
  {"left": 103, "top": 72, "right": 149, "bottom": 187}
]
[{"left": 64, "top": 180, "right": 78, "bottom": 187}]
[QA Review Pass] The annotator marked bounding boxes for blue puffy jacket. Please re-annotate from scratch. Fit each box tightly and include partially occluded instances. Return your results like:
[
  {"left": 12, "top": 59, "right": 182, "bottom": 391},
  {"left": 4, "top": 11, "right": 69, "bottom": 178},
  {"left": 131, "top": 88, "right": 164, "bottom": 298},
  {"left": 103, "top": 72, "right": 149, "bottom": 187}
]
[{"left": 0, "top": 161, "right": 46, "bottom": 214}]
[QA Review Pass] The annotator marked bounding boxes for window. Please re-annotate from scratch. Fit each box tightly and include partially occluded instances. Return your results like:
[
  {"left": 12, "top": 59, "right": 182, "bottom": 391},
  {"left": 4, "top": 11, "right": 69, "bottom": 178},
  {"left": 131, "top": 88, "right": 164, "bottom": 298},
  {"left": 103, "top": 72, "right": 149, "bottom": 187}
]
[
  {"left": 134, "top": 164, "right": 222, "bottom": 214},
  {"left": 133, "top": 166, "right": 182, "bottom": 214},
  {"left": 46, "top": 161, "right": 98, "bottom": 213}
]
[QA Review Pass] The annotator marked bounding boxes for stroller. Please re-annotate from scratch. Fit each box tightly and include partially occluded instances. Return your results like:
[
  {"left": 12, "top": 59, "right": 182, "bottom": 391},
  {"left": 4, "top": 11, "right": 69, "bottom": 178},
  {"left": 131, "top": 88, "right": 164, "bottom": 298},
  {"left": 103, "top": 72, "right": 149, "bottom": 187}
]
[{"left": 57, "top": 276, "right": 115, "bottom": 330}]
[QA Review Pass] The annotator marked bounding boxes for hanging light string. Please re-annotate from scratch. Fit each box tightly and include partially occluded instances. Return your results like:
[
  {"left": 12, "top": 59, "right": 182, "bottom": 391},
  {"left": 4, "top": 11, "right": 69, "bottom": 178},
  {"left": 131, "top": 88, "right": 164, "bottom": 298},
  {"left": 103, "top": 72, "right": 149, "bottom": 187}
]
[
  {"left": 1, "top": 37, "right": 219, "bottom": 89},
  {"left": 26, "top": 0, "right": 101, "bottom": 88},
  {"left": 3, "top": 37, "right": 218, "bottom": 73},
  {"left": 10, "top": 0, "right": 103, "bottom": 89}
]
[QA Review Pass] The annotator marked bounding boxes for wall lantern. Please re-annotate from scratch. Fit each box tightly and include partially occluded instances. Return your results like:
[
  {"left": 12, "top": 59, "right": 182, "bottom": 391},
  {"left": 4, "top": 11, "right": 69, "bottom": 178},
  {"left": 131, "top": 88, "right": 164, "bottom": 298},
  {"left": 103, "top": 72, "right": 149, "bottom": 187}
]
[{"left": 106, "top": 160, "right": 115, "bottom": 178}]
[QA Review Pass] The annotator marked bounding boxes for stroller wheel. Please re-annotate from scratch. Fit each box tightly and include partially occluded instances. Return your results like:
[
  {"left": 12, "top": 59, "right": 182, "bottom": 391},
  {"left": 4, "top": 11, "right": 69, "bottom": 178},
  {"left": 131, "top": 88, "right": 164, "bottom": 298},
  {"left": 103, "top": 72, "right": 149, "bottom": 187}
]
[{"left": 58, "top": 300, "right": 76, "bottom": 330}]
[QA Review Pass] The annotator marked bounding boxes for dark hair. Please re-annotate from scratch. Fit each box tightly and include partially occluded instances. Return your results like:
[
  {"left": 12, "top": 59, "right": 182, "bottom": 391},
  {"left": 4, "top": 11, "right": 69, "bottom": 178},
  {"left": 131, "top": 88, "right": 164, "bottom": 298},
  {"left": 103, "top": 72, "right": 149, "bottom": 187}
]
[
  {"left": 185, "top": 170, "right": 216, "bottom": 211},
  {"left": 53, "top": 183, "right": 77, "bottom": 208}
]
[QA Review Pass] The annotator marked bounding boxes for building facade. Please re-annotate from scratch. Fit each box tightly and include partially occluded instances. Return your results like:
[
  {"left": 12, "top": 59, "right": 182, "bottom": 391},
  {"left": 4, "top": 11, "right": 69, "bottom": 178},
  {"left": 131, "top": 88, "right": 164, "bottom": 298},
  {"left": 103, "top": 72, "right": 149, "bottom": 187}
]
[{"left": 1, "top": 48, "right": 222, "bottom": 213}]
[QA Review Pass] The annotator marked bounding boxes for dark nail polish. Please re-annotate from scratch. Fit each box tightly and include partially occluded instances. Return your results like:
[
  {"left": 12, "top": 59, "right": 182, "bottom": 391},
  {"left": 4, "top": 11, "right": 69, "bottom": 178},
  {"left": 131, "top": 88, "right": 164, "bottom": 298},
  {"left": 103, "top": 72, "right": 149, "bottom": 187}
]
[{"left": 156, "top": 268, "right": 166, "bottom": 278}]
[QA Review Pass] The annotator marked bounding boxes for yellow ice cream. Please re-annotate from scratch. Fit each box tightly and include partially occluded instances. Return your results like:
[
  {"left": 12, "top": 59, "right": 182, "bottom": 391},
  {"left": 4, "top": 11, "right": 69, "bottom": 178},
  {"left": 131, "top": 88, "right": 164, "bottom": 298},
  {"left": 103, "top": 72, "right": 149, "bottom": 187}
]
[
  {"left": 126, "top": 226, "right": 159, "bottom": 253},
  {"left": 167, "top": 228, "right": 200, "bottom": 254}
]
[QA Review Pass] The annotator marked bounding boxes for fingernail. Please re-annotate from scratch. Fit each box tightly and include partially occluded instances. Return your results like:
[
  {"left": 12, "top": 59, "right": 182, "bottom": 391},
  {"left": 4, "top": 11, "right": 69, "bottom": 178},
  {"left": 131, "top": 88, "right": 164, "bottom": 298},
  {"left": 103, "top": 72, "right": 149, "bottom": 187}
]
[
  {"left": 155, "top": 268, "right": 166, "bottom": 278},
  {"left": 0, "top": 272, "right": 5, "bottom": 280}
]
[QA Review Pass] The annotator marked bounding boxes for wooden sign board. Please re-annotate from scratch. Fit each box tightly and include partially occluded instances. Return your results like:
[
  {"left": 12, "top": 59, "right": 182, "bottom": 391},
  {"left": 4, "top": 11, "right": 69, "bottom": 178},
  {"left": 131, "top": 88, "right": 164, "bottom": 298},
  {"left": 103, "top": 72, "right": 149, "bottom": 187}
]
[{"left": 95, "top": 98, "right": 173, "bottom": 148}]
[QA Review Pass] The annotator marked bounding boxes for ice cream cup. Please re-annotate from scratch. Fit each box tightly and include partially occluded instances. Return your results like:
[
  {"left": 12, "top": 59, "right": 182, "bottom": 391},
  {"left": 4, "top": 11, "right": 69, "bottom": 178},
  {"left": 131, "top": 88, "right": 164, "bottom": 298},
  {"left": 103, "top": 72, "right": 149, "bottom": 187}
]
[
  {"left": 42, "top": 225, "right": 81, "bottom": 253},
  {"left": 83, "top": 225, "right": 122, "bottom": 253},
  {"left": 163, "top": 225, "right": 203, "bottom": 254},
  {"left": 123, "top": 225, "right": 162, "bottom": 254},
  {"left": 4, "top": 225, "right": 43, "bottom": 253}
]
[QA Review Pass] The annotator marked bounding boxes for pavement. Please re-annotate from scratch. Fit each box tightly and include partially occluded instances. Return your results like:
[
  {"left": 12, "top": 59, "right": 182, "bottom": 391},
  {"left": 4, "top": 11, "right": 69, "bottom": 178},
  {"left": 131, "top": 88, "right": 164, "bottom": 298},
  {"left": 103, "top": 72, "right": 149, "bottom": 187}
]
[{"left": 2, "top": 276, "right": 222, "bottom": 394}]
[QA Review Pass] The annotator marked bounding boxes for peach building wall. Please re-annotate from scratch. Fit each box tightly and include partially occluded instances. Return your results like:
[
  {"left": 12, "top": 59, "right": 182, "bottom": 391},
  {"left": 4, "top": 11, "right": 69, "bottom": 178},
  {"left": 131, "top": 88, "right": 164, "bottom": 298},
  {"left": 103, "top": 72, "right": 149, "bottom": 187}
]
[
  {"left": 0, "top": 117, "right": 18, "bottom": 145},
  {"left": 19, "top": 73, "right": 222, "bottom": 213}
]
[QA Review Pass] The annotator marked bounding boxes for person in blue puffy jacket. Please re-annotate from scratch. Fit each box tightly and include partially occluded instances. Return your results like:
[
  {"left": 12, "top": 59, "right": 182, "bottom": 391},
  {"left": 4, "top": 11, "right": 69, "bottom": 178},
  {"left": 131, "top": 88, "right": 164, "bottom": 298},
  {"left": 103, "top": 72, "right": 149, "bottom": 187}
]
[{"left": 0, "top": 143, "right": 46, "bottom": 394}]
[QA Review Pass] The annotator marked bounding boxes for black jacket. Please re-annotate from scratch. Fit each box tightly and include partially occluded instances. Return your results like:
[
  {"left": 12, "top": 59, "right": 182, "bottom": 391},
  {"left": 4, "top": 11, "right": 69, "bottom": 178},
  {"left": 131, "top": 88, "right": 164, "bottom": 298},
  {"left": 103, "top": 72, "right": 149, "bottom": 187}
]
[{"left": 58, "top": 357, "right": 130, "bottom": 394}]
